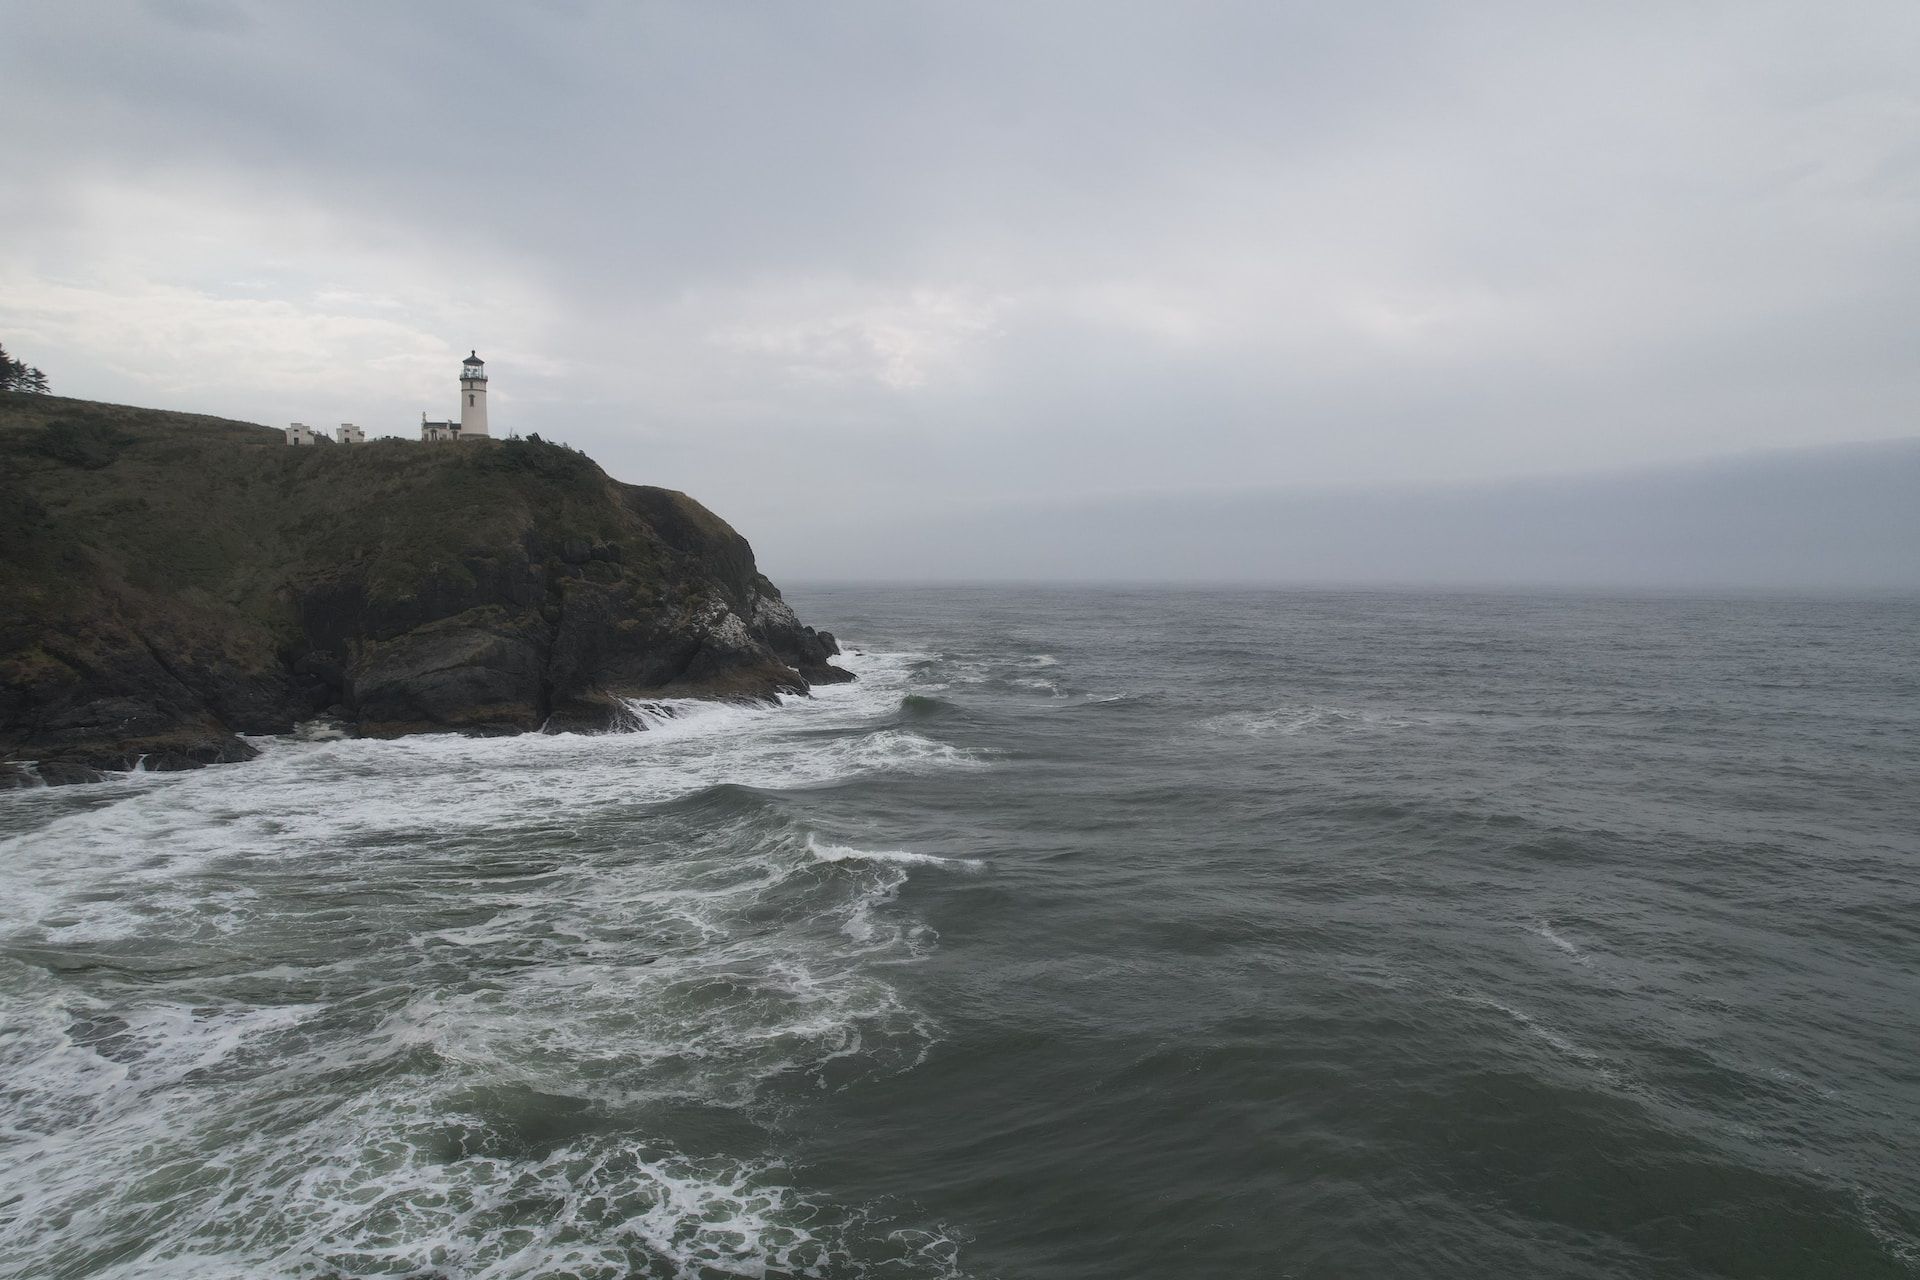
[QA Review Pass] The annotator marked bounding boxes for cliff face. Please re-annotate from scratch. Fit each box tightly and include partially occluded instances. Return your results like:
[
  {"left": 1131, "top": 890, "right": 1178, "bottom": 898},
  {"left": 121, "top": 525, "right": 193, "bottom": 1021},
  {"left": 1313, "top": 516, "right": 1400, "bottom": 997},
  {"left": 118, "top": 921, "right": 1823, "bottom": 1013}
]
[{"left": 0, "top": 392, "right": 848, "bottom": 782}]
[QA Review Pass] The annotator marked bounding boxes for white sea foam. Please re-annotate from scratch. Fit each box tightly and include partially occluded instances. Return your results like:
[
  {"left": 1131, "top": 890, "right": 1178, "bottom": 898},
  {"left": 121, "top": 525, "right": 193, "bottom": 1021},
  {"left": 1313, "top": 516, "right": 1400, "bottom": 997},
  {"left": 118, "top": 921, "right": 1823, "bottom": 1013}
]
[
  {"left": 913, "top": 655, "right": 992, "bottom": 690},
  {"left": 808, "top": 835, "right": 987, "bottom": 872},
  {"left": 1455, "top": 991, "right": 1614, "bottom": 1081},
  {"left": 1203, "top": 703, "right": 1422, "bottom": 736},
  {"left": 0, "top": 646, "right": 972, "bottom": 1277},
  {"left": 1854, "top": 1187, "right": 1920, "bottom": 1269},
  {"left": 0, "top": 649, "right": 987, "bottom": 942},
  {"left": 1528, "top": 920, "right": 1593, "bottom": 966}
]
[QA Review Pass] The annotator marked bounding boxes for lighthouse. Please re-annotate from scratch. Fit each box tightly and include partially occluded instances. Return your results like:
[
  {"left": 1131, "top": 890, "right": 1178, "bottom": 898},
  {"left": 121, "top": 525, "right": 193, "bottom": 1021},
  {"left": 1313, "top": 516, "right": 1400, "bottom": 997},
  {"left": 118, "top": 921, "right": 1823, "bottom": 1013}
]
[{"left": 459, "top": 351, "right": 489, "bottom": 438}]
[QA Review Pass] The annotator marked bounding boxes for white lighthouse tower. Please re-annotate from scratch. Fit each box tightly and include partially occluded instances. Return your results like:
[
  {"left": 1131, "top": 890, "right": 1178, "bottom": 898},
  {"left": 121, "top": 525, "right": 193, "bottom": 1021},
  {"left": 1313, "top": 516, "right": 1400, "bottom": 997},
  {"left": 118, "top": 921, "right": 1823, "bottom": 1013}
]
[{"left": 459, "top": 351, "right": 489, "bottom": 438}]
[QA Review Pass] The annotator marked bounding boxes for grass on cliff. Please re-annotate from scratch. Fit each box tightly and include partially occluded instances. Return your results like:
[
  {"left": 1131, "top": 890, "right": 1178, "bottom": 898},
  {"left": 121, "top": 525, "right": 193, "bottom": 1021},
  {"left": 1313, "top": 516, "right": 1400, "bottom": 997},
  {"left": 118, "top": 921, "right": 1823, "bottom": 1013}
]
[{"left": 0, "top": 392, "right": 650, "bottom": 645}]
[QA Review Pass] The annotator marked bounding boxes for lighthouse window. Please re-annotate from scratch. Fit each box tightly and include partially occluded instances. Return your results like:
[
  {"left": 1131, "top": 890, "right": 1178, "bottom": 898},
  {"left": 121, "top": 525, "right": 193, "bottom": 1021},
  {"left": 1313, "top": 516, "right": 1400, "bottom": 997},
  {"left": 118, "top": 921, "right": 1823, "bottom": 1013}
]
[{"left": 468, "top": 395, "right": 474, "bottom": 406}]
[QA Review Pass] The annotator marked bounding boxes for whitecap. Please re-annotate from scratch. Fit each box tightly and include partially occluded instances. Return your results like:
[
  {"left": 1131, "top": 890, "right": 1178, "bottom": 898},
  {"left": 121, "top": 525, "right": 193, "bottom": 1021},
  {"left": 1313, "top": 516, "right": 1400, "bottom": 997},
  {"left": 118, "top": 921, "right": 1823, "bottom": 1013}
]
[
  {"left": 1455, "top": 991, "right": 1611, "bottom": 1075},
  {"left": 807, "top": 835, "right": 986, "bottom": 872},
  {"left": 1202, "top": 703, "right": 1422, "bottom": 737},
  {"left": 1528, "top": 920, "right": 1593, "bottom": 966}
]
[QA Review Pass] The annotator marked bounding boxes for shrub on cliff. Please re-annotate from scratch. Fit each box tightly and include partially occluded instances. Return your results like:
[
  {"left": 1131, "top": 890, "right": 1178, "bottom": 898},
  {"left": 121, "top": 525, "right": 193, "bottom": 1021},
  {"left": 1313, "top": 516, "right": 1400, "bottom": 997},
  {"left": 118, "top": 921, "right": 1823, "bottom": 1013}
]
[
  {"left": 34, "top": 417, "right": 127, "bottom": 469},
  {"left": 483, "top": 433, "right": 599, "bottom": 483},
  {"left": 0, "top": 344, "right": 50, "bottom": 394}
]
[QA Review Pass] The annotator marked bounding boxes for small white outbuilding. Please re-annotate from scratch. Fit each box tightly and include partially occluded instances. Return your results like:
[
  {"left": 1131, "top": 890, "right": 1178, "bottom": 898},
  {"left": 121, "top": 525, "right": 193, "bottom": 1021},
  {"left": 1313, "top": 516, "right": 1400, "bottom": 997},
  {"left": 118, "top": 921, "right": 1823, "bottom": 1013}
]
[{"left": 285, "top": 423, "right": 324, "bottom": 446}]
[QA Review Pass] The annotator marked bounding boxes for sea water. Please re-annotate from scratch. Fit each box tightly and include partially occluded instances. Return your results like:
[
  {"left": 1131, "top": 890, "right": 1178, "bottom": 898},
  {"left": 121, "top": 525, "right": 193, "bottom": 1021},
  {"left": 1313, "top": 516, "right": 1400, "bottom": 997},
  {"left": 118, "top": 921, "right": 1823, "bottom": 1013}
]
[{"left": 1, "top": 587, "right": 1916, "bottom": 1279}]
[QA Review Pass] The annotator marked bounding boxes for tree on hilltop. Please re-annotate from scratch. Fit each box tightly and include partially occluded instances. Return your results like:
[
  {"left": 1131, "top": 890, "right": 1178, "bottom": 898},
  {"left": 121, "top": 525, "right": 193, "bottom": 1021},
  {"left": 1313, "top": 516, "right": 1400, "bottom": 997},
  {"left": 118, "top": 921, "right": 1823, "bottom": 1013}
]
[{"left": 0, "top": 344, "right": 51, "bottom": 394}]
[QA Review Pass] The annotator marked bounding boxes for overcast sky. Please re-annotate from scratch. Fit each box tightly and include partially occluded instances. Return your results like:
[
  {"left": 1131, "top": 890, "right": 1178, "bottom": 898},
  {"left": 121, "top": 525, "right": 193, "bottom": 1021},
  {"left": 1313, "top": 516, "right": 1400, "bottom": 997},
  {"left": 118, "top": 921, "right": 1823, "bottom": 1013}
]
[{"left": 4, "top": 0, "right": 1918, "bottom": 576}]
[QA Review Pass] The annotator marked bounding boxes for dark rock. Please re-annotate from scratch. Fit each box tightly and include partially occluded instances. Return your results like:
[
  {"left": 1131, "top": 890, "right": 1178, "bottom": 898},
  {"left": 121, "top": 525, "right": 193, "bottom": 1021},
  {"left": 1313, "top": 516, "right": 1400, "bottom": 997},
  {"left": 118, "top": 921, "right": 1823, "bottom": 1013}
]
[
  {"left": 542, "top": 692, "right": 628, "bottom": 735},
  {"left": 746, "top": 594, "right": 854, "bottom": 685},
  {"left": 34, "top": 760, "right": 107, "bottom": 786},
  {"left": 293, "top": 651, "right": 345, "bottom": 689},
  {"left": 203, "top": 736, "right": 258, "bottom": 764},
  {"left": 129, "top": 736, "right": 258, "bottom": 771},
  {"left": 350, "top": 615, "right": 548, "bottom": 736}
]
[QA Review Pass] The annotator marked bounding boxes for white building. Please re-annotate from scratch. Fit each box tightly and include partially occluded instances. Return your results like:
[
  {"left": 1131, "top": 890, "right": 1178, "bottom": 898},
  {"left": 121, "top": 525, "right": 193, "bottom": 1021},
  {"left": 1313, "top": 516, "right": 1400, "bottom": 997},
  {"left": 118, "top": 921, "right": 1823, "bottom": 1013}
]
[
  {"left": 284, "top": 352, "right": 489, "bottom": 446},
  {"left": 285, "top": 422, "right": 331, "bottom": 446},
  {"left": 421, "top": 351, "right": 490, "bottom": 442}
]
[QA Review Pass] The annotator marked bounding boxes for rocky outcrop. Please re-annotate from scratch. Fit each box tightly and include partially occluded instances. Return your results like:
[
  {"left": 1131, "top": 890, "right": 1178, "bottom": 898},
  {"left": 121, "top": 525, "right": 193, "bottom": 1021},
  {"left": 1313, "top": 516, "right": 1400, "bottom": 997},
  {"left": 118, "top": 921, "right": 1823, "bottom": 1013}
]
[{"left": 0, "top": 392, "right": 852, "bottom": 781}]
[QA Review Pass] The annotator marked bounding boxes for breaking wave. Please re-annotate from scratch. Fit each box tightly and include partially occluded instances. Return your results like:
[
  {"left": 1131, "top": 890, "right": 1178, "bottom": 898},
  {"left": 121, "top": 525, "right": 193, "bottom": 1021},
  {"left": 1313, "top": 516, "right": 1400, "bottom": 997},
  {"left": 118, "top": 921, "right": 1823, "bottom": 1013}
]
[
  {"left": 0, "top": 646, "right": 979, "bottom": 1278},
  {"left": 808, "top": 835, "right": 988, "bottom": 873},
  {"left": 1201, "top": 703, "right": 1425, "bottom": 736}
]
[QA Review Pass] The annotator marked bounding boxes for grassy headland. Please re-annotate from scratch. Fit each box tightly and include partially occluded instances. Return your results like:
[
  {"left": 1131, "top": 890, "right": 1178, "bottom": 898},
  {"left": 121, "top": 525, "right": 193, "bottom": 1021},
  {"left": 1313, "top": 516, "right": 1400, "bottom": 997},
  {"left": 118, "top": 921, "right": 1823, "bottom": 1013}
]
[{"left": 0, "top": 393, "right": 844, "bottom": 781}]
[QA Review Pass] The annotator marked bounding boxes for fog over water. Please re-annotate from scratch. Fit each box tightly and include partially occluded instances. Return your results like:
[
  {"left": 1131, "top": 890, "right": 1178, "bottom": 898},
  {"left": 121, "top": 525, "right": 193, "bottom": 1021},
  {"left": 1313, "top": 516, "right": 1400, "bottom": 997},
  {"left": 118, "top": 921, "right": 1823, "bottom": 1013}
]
[
  {"left": 4, "top": 1, "right": 1920, "bottom": 583},
  {"left": 776, "top": 438, "right": 1920, "bottom": 588}
]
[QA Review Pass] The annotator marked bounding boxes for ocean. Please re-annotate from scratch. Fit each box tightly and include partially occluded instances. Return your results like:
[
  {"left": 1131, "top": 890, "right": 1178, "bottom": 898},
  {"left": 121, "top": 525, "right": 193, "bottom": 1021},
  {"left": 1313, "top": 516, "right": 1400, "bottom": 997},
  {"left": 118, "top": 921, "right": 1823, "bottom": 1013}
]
[{"left": 1, "top": 586, "right": 1916, "bottom": 1279}]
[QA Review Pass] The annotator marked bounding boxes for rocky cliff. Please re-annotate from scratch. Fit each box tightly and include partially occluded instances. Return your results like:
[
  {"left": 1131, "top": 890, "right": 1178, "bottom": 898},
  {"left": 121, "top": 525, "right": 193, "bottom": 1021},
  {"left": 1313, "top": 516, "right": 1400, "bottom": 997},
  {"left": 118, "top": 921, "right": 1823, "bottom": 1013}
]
[{"left": 0, "top": 392, "right": 849, "bottom": 783}]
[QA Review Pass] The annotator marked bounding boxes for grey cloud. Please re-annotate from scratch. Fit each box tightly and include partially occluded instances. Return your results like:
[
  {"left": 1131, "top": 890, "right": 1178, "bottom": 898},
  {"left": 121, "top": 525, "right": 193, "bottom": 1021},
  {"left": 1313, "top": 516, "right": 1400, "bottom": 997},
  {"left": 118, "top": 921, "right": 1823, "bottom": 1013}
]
[{"left": 3, "top": 1, "right": 1918, "bottom": 584}]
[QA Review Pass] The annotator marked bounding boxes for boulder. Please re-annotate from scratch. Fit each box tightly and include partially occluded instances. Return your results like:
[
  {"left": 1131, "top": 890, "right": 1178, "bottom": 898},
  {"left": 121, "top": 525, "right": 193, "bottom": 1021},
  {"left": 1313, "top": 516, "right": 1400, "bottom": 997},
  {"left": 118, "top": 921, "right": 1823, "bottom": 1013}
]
[{"left": 34, "top": 760, "right": 106, "bottom": 786}]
